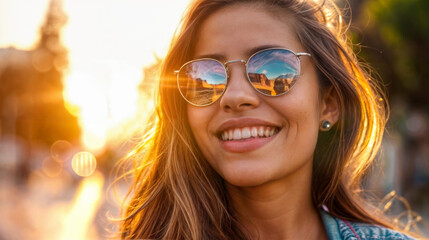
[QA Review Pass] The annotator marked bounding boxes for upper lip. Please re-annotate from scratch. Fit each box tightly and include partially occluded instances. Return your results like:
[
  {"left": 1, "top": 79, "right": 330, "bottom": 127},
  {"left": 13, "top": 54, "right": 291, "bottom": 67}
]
[{"left": 216, "top": 117, "right": 281, "bottom": 134}]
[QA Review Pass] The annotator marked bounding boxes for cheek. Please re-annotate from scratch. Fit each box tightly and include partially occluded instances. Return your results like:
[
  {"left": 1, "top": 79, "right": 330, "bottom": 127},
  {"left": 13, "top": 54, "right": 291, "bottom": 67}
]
[
  {"left": 187, "top": 105, "right": 214, "bottom": 150},
  {"left": 271, "top": 82, "right": 322, "bottom": 152},
  {"left": 275, "top": 91, "right": 321, "bottom": 126},
  {"left": 290, "top": 75, "right": 322, "bottom": 126},
  {"left": 187, "top": 106, "right": 223, "bottom": 172},
  {"left": 296, "top": 97, "right": 321, "bottom": 136}
]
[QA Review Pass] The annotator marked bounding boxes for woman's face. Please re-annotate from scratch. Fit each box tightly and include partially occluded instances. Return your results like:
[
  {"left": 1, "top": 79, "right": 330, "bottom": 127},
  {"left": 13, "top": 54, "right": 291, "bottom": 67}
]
[{"left": 187, "top": 4, "right": 329, "bottom": 187}]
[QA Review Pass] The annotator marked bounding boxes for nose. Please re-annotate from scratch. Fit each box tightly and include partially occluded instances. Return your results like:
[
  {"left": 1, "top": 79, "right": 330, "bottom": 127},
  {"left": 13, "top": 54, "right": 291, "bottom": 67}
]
[{"left": 219, "top": 61, "right": 260, "bottom": 112}]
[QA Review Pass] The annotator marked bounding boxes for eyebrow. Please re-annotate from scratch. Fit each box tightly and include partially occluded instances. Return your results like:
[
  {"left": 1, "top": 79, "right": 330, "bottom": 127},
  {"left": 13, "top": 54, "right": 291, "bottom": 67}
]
[{"left": 194, "top": 44, "right": 283, "bottom": 61}]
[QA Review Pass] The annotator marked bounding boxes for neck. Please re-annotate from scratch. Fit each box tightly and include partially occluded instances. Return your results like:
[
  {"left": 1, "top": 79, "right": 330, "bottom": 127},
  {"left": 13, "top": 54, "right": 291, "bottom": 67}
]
[{"left": 226, "top": 162, "right": 327, "bottom": 240}]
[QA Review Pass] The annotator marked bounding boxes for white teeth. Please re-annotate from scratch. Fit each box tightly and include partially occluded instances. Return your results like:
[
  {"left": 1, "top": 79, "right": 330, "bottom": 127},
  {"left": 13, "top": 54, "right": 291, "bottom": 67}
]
[
  {"left": 242, "top": 127, "right": 251, "bottom": 138},
  {"left": 220, "top": 126, "right": 278, "bottom": 141},
  {"left": 222, "top": 132, "right": 227, "bottom": 141},
  {"left": 258, "top": 126, "right": 264, "bottom": 136},
  {"left": 264, "top": 128, "right": 270, "bottom": 137},
  {"left": 251, "top": 127, "right": 258, "bottom": 137},
  {"left": 233, "top": 129, "right": 241, "bottom": 140}
]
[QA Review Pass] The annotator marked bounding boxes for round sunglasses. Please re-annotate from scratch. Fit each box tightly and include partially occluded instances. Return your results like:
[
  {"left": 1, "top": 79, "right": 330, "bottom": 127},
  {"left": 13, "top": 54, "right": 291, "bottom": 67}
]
[{"left": 175, "top": 48, "right": 311, "bottom": 107}]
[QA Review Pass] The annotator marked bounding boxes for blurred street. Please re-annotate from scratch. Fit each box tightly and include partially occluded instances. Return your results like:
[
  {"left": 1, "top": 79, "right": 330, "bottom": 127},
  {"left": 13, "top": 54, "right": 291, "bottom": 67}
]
[{"left": 0, "top": 0, "right": 428, "bottom": 239}]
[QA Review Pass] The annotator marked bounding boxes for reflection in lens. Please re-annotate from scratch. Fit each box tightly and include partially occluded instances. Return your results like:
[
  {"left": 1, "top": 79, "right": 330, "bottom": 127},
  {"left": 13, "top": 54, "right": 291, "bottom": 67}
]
[
  {"left": 178, "top": 60, "right": 226, "bottom": 106},
  {"left": 247, "top": 49, "right": 299, "bottom": 96}
]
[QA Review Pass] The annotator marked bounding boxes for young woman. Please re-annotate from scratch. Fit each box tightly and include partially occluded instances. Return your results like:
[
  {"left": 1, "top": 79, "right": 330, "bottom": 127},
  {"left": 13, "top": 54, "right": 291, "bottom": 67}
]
[{"left": 119, "top": 0, "right": 417, "bottom": 239}]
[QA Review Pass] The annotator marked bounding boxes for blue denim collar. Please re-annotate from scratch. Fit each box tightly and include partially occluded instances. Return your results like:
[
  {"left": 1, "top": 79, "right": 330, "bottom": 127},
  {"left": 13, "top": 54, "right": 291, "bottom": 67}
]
[
  {"left": 320, "top": 209, "right": 343, "bottom": 240},
  {"left": 320, "top": 209, "right": 416, "bottom": 240}
]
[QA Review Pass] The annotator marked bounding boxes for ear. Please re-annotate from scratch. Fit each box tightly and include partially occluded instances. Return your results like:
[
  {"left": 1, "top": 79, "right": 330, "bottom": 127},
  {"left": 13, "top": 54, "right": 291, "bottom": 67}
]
[{"left": 319, "top": 87, "right": 340, "bottom": 129}]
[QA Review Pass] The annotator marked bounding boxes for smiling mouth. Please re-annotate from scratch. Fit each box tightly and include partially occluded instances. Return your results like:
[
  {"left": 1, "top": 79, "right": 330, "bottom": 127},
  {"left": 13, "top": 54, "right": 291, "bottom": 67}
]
[{"left": 217, "top": 126, "right": 281, "bottom": 141}]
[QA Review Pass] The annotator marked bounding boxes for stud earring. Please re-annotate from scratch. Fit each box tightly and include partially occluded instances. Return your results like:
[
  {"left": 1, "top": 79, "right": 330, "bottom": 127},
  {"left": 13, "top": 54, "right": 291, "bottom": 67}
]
[{"left": 320, "top": 121, "right": 332, "bottom": 131}]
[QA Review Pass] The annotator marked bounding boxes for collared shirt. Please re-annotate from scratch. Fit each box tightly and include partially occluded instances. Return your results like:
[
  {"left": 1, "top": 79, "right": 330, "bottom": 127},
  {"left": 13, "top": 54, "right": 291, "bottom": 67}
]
[{"left": 320, "top": 210, "right": 416, "bottom": 240}]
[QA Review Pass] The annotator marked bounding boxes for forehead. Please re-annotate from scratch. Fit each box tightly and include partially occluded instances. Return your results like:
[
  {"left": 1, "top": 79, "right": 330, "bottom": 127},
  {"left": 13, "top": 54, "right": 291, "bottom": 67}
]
[{"left": 194, "top": 3, "right": 303, "bottom": 59}]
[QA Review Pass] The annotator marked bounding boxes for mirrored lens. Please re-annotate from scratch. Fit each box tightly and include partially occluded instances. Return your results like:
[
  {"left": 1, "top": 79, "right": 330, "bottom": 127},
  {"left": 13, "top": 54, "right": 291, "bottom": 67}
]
[
  {"left": 247, "top": 49, "right": 299, "bottom": 96},
  {"left": 177, "top": 59, "right": 227, "bottom": 106}
]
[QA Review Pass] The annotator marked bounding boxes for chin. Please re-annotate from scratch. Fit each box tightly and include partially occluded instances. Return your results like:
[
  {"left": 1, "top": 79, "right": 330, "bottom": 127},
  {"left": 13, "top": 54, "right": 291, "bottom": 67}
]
[
  {"left": 225, "top": 179, "right": 267, "bottom": 188},
  {"left": 221, "top": 169, "right": 273, "bottom": 188}
]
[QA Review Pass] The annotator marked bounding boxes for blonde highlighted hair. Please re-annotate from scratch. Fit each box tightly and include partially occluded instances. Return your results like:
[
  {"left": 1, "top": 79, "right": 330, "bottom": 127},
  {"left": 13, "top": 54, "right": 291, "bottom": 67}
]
[{"left": 119, "top": 0, "right": 395, "bottom": 239}]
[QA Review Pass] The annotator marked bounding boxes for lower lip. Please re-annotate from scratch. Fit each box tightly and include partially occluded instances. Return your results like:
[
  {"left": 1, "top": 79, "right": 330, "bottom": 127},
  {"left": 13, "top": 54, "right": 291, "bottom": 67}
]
[{"left": 219, "top": 133, "right": 278, "bottom": 153}]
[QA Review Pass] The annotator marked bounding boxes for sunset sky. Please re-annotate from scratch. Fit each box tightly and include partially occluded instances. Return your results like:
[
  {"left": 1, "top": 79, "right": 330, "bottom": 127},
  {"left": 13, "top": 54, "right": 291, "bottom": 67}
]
[
  {"left": 0, "top": 0, "right": 190, "bottom": 64},
  {"left": 0, "top": 0, "right": 191, "bottom": 153}
]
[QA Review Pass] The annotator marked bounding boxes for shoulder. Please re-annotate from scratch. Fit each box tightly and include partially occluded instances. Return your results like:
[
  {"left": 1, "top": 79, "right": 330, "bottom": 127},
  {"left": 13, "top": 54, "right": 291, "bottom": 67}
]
[{"left": 320, "top": 210, "right": 416, "bottom": 240}]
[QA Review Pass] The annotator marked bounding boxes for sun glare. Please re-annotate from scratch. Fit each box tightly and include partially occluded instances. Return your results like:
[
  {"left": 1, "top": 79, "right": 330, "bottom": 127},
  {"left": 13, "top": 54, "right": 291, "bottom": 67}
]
[
  {"left": 0, "top": 0, "right": 190, "bottom": 237},
  {"left": 60, "top": 0, "right": 191, "bottom": 153},
  {"left": 60, "top": 171, "right": 104, "bottom": 240},
  {"left": 0, "top": 0, "right": 51, "bottom": 49},
  {"left": 1, "top": 0, "right": 192, "bottom": 154}
]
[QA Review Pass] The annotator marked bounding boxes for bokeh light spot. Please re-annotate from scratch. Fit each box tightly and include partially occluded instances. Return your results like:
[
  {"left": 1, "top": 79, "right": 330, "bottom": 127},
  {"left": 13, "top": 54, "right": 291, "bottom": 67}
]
[
  {"left": 50, "top": 140, "right": 73, "bottom": 162},
  {"left": 71, "top": 152, "right": 97, "bottom": 177}
]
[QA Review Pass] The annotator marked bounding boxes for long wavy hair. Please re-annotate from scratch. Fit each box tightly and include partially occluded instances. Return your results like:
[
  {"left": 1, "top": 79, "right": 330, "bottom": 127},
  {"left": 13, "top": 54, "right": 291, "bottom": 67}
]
[{"left": 119, "top": 0, "right": 393, "bottom": 239}]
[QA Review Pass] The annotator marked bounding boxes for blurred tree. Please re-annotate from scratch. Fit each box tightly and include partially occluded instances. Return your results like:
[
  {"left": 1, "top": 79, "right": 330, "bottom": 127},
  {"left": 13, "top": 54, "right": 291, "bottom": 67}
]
[
  {"left": 353, "top": 0, "right": 429, "bottom": 107},
  {"left": 344, "top": 0, "right": 429, "bottom": 232}
]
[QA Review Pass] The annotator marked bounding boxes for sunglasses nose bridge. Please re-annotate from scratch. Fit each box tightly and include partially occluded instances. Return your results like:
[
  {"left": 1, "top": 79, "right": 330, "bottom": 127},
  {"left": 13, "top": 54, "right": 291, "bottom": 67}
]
[
  {"left": 224, "top": 59, "right": 247, "bottom": 78},
  {"left": 224, "top": 59, "right": 246, "bottom": 66}
]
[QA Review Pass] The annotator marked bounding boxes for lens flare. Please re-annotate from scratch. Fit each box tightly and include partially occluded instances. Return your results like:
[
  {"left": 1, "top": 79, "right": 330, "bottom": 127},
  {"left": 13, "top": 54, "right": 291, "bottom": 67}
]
[{"left": 71, "top": 152, "right": 97, "bottom": 177}]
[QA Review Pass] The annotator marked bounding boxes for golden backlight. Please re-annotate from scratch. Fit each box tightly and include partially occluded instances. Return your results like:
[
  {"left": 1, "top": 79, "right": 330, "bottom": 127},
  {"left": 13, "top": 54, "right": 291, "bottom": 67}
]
[
  {"left": 1, "top": 0, "right": 191, "bottom": 154},
  {"left": 60, "top": 171, "right": 104, "bottom": 240},
  {"left": 0, "top": 0, "right": 189, "bottom": 238},
  {"left": 60, "top": 0, "right": 192, "bottom": 153}
]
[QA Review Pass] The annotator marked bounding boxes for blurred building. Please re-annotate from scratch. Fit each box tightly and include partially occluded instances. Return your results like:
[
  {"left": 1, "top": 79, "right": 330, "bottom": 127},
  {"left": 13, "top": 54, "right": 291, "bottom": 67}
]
[{"left": 0, "top": 0, "right": 79, "bottom": 183}]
